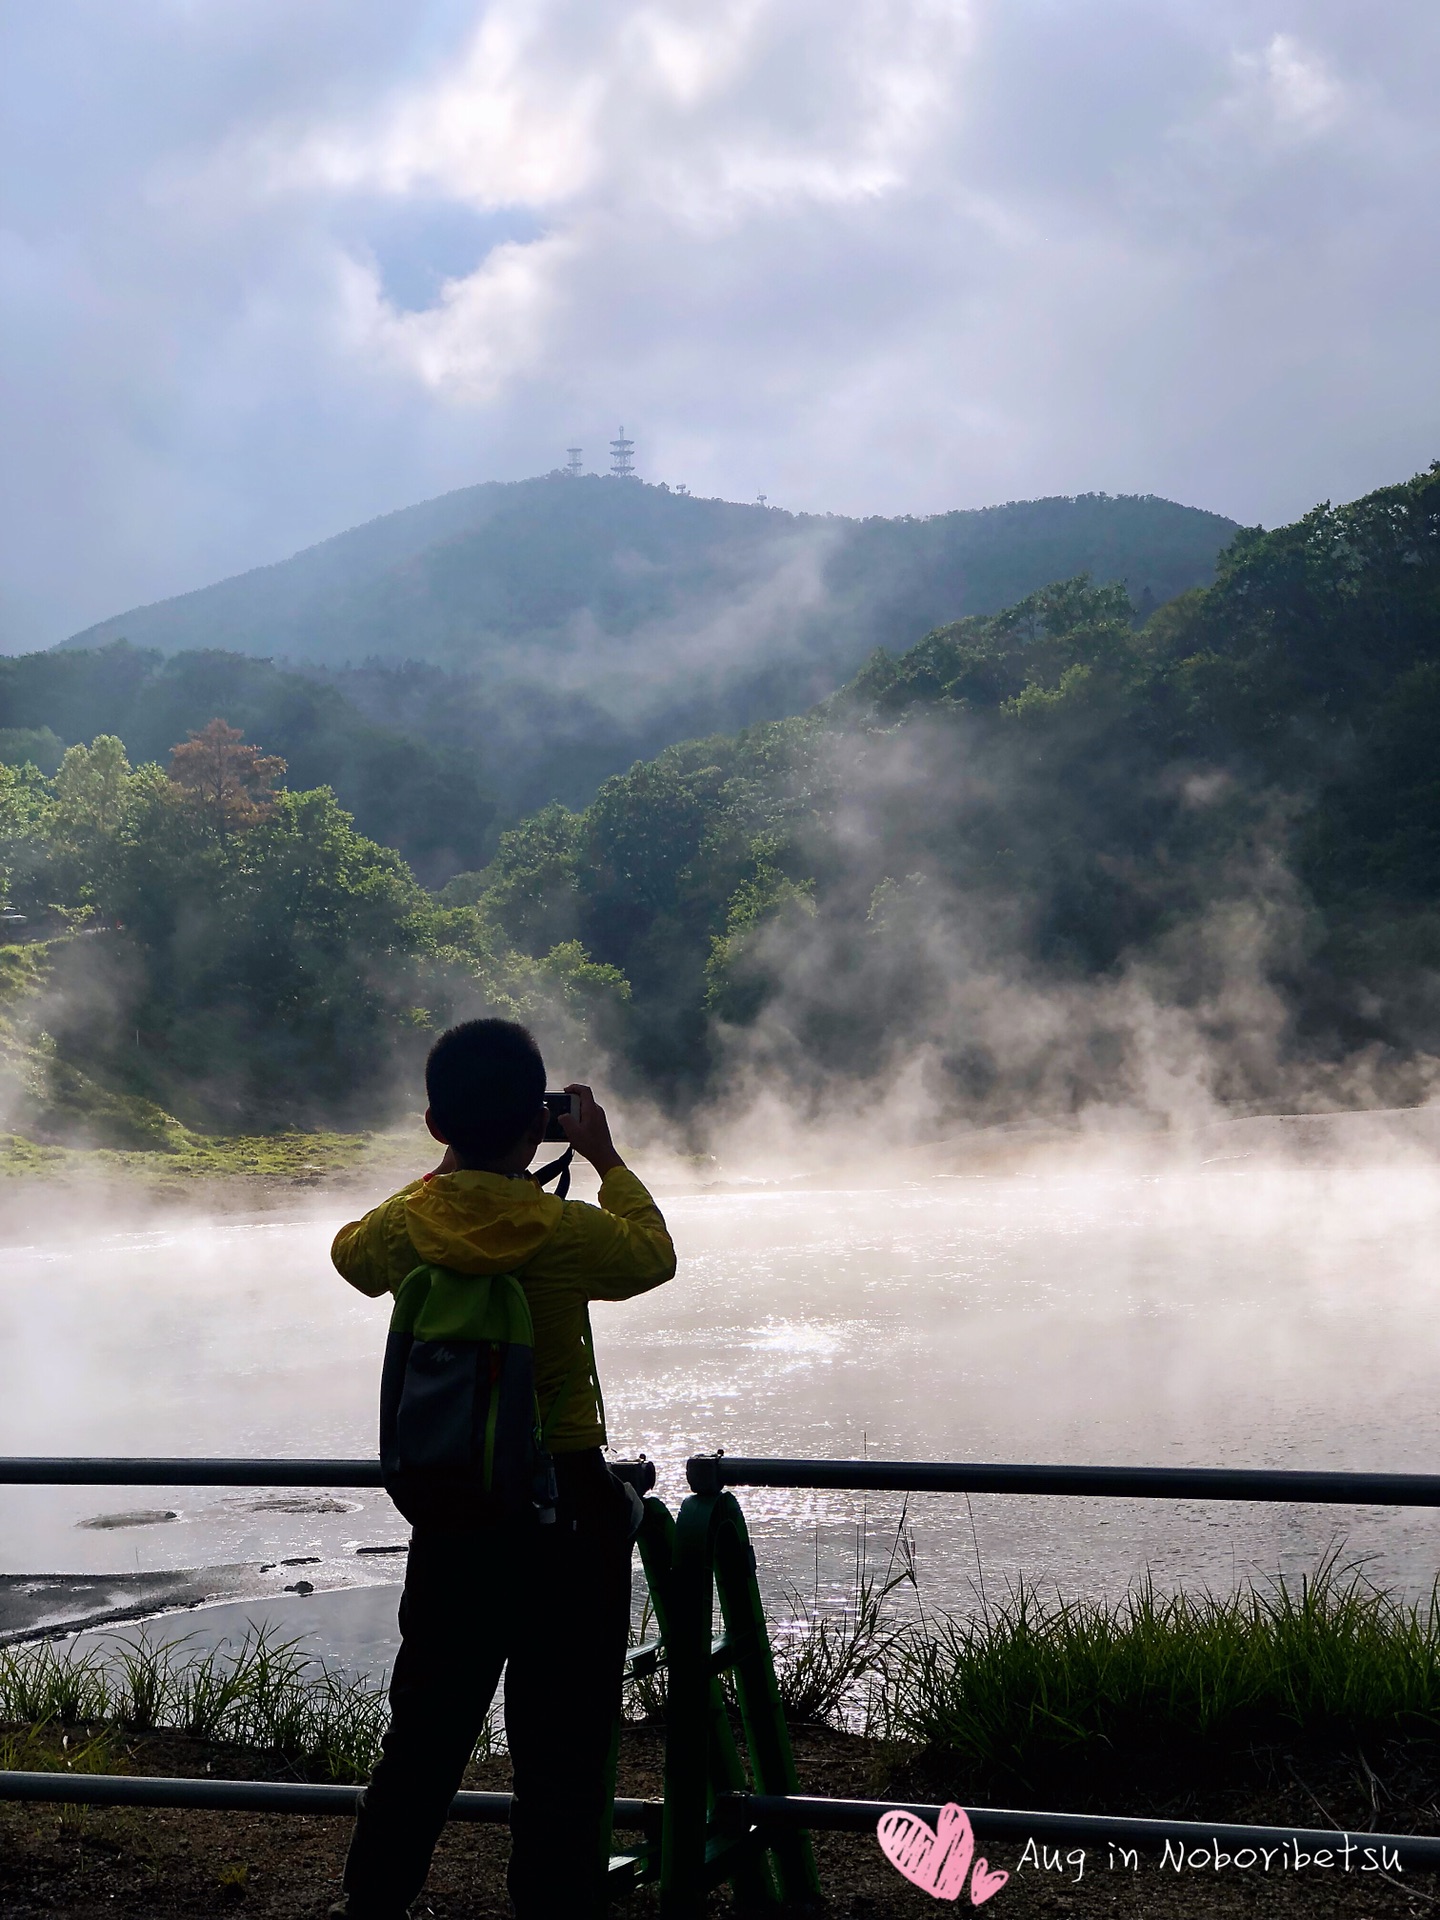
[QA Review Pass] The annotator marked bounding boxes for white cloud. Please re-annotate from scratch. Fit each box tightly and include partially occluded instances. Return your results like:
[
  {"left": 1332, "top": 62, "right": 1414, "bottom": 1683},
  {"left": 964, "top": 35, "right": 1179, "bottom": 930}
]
[
  {"left": 286, "top": 0, "right": 970, "bottom": 218},
  {"left": 290, "top": 6, "right": 606, "bottom": 207},
  {"left": 1, "top": 0, "right": 1437, "bottom": 645},
  {"left": 377, "top": 233, "right": 571, "bottom": 399},
  {"left": 1249, "top": 32, "right": 1347, "bottom": 140}
]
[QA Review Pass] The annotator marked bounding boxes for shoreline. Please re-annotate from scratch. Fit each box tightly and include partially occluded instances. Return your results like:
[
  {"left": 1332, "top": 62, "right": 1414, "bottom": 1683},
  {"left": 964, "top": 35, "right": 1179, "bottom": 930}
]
[{"left": 0, "top": 1565, "right": 397, "bottom": 1649}]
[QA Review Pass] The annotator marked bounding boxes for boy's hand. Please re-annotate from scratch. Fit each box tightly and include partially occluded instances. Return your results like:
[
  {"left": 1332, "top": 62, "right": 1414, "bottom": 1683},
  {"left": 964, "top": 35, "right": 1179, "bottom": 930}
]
[{"left": 560, "top": 1084, "right": 624, "bottom": 1177}]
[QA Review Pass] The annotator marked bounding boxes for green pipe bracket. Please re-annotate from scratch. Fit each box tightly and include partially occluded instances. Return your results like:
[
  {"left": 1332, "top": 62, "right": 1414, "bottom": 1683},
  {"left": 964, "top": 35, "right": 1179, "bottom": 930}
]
[{"left": 638, "top": 1489, "right": 821, "bottom": 1917}]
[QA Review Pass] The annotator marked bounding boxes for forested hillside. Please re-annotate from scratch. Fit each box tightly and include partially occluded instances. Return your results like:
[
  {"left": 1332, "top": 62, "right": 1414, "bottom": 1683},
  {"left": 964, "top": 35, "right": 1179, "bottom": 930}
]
[
  {"left": 55, "top": 478, "right": 1236, "bottom": 816},
  {"left": 10, "top": 481, "right": 1239, "bottom": 838},
  {"left": 457, "top": 462, "right": 1440, "bottom": 1116},
  {"left": 0, "top": 646, "right": 493, "bottom": 885},
  {"left": 3, "top": 464, "right": 1436, "bottom": 1148},
  {"left": 0, "top": 724, "right": 624, "bottom": 1141}
]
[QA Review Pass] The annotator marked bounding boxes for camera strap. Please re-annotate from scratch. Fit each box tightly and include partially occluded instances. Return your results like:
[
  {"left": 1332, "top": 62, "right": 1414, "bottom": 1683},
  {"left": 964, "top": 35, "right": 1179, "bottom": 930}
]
[{"left": 532, "top": 1146, "right": 574, "bottom": 1200}]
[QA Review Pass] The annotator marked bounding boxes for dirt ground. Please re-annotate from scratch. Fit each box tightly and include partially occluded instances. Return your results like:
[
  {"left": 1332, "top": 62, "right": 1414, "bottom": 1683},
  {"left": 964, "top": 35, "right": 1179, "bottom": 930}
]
[{"left": 3, "top": 1722, "right": 1439, "bottom": 1918}]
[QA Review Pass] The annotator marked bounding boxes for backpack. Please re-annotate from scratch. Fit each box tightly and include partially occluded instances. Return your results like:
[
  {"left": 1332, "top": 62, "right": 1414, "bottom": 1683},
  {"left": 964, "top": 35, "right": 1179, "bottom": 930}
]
[{"left": 379, "top": 1261, "right": 581, "bottom": 1528}]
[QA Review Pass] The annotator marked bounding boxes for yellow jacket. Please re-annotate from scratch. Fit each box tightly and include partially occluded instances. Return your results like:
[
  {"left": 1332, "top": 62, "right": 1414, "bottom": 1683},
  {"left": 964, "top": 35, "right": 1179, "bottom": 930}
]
[{"left": 332, "top": 1166, "right": 676, "bottom": 1451}]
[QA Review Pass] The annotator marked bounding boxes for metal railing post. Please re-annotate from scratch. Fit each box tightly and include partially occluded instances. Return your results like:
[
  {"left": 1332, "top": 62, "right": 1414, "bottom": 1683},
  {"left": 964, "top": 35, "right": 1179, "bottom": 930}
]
[
  {"left": 658, "top": 1494, "right": 718, "bottom": 1917},
  {"left": 710, "top": 1493, "right": 820, "bottom": 1906},
  {"left": 662, "top": 1492, "right": 780, "bottom": 1914}
]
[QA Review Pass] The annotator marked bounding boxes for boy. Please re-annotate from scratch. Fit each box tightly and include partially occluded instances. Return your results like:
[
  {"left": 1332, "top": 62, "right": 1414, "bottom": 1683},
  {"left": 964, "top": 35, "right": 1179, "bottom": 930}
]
[{"left": 329, "top": 1018, "right": 676, "bottom": 1920}]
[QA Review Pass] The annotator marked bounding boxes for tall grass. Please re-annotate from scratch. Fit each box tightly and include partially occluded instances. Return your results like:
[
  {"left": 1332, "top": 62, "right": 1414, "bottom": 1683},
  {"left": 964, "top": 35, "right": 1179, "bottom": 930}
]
[
  {"left": 769, "top": 1506, "right": 921, "bottom": 1727},
  {"left": 0, "top": 1628, "right": 394, "bottom": 1782},
  {"left": 708, "top": 1524, "right": 1440, "bottom": 1791},
  {"left": 878, "top": 1556, "right": 1440, "bottom": 1786}
]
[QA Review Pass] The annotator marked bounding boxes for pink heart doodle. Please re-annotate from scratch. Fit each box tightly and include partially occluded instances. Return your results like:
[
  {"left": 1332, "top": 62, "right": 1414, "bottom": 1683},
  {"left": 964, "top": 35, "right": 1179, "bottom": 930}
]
[
  {"left": 875, "top": 1803, "right": 975, "bottom": 1900},
  {"left": 968, "top": 1857, "right": 1010, "bottom": 1906}
]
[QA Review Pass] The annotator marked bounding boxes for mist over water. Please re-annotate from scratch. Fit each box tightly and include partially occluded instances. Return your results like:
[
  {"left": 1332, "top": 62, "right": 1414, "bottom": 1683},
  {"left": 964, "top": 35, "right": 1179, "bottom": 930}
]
[{"left": 5, "top": 1147, "right": 1440, "bottom": 1673}]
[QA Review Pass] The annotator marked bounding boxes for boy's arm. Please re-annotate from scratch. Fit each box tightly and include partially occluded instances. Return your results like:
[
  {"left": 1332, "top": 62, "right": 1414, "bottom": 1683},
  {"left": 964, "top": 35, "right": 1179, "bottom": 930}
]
[
  {"left": 533, "top": 1167, "right": 677, "bottom": 1301},
  {"left": 331, "top": 1184, "right": 423, "bottom": 1298}
]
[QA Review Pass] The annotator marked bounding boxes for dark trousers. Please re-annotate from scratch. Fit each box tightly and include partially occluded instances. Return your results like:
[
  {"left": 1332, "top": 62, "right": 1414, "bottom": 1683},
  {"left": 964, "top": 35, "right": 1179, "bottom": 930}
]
[{"left": 342, "top": 1451, "right": 634, "bottom": 1919}]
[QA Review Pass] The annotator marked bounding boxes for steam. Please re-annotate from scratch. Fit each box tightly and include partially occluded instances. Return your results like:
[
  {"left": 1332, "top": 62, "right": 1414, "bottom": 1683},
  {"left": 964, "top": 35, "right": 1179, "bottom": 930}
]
[
  {"left": 481, "top": 520, "right": 845, "bottom": 722},
  {"left": 692, "top": 715, "right": 1440, "bottom": 1172}
]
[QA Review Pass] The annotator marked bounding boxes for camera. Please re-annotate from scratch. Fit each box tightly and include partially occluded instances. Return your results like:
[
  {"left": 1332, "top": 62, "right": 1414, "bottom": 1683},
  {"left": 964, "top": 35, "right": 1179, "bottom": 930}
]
[{"left": 541, "top": 1090, "right": 580, "bottom": 1142}]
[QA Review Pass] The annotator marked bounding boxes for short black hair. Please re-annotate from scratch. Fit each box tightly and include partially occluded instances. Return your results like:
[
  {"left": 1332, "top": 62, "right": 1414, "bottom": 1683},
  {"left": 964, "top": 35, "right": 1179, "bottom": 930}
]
[{"left": 425, "top": 1018, "right": 546, "bottom": 1161}]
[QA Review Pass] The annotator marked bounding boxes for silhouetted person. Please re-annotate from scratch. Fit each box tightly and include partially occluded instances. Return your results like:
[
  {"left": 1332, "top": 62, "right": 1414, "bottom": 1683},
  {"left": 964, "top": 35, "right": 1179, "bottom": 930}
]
[{"left": 329, "top": 1018, "right": 676, "bottom": 1920}]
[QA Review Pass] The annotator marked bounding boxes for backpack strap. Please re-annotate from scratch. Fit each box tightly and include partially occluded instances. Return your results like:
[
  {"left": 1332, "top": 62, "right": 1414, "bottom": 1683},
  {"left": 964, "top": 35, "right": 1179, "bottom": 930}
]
[{"left": 390, "top": 1263, "right": 535, "bottom": 1345}]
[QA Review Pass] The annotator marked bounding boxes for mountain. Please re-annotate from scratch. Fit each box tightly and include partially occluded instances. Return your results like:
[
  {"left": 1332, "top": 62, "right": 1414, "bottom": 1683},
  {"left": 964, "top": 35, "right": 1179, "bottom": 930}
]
[
  {"left": 64, "top": 473, "right": 1237, "bottom": 685},
  {"left": 13, "top": 463, "right": 1437, "bottom": 1142},
  {"left": 37, "top": 476, "right": 1241, "bottom": 846}
]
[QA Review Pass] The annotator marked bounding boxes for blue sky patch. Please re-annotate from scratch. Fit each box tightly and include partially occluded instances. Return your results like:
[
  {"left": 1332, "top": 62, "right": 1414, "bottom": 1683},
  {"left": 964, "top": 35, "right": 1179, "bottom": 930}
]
[{"left": 356, "top": 200, "right": 545, "bottom": 312}]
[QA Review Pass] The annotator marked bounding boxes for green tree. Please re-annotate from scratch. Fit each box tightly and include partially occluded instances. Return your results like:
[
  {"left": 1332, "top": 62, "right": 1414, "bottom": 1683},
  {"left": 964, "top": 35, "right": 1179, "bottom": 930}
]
[
  {"left": 704, "top": 837, "right": 815, "bottom": 1022},
  {"left": 462, "top": 803, "right": 584, "bottom": 956},
  {"left": 49, "top": 735, "right": 144, "bottom": 904},
  {"left": 0, "top": 761, "right": 53, "bottom": 916}
]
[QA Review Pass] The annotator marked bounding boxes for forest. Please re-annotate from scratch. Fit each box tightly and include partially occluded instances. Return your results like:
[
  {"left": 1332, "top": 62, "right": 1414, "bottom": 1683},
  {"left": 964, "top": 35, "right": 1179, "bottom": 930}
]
[
  {"left": 2, "top": 462, "right": 1438, "bottom": 1147},
  {"left": 0, "top": 645, "right": 495, "bottom": 886},
  {"left": 48, "top": 477, "right": 1237, "bottom": 821},
  {"left": 0, "top": 721, "right": 626, "bottom": 1141}
]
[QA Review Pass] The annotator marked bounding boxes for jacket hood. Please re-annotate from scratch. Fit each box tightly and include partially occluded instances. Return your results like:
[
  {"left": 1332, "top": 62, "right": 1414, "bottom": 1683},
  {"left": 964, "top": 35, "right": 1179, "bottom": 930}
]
[{"left": 403, "top": 1170, "right": 564, "bottom": 1274}]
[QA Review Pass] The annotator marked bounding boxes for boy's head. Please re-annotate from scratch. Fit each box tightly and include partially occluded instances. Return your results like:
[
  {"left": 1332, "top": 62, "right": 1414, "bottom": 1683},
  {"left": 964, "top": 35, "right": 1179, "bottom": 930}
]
[{"left": 425, "top": 1018, "right": 546, "bottom": 1165}]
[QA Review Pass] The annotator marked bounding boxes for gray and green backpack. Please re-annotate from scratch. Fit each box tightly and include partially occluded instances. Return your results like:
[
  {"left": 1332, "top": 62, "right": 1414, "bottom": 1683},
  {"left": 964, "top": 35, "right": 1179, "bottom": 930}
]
[{"left": 379, "top": 1262, "right": 576, "bottom": 1528}]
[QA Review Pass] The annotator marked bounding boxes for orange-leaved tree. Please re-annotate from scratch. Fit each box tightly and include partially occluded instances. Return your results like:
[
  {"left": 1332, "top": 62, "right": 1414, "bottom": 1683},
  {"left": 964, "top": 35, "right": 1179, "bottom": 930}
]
[{"left": 168, "top": 719, "right": 287, "bottom": 839}]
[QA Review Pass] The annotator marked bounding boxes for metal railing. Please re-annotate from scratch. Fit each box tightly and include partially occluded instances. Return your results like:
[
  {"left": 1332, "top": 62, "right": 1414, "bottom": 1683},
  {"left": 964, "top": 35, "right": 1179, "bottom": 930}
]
[
  {"left": 0, "top": 1457, "right": 382, "bottom": 1486},
  {"left": 0, "top": 1768, "right": 658, "bottom": 1830},
  {"left": 722, "top": 1795, "right": 1440, "bottom": 1870},
  {"left": 11, "top": 1452, "right": 1439, "bottom": 1501},
  {"left": 685, "top": 1453, "right": 1440, "bottom": 1503}
]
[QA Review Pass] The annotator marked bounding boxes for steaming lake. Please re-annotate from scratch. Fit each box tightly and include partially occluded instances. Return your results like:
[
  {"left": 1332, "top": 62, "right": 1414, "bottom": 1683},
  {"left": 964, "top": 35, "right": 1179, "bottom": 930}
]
[{"left": 4, "top": 1153, "right": 1440, "bottom": 1670}]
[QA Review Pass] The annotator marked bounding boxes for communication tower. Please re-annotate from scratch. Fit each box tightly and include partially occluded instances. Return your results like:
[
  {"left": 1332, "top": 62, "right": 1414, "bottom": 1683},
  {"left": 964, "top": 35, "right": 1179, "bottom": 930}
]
[
  {"left": 565, "top": 447, "right": 583, "bottom": 476},
  {"left": 609, "top": 426, "right": 636, "bottom": 479}
]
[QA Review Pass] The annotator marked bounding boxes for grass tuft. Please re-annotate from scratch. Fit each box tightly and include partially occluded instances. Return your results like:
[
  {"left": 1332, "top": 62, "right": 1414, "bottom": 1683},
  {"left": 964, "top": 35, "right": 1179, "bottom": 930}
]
[
  {"left": 0, "top": 1627, "right": 393, "bottom": 1782},
  {"left": 0, "top": 1718, "right": 122, "bottom": 1773},
  {"left": 770, "top": 1508, "right": 921, "bottom": 1728},
  {"left": 878, "top": 1553, "right": 1440, "bottom": 1788}
]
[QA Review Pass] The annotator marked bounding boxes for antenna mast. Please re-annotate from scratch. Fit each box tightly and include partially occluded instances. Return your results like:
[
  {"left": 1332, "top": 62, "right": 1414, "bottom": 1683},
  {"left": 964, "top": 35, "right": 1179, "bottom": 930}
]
[
  {"left": 609, "top": 426, "right": 636, "bottom": 479},
  {"left": 565, "top": 447, "right": 583, "bottom": 476}
]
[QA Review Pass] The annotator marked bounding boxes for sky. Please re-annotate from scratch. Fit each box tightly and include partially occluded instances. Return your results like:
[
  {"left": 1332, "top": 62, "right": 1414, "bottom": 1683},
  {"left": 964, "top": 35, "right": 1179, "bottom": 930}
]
[{"left": 1, "top": 0, "right": 1437, "bottom": 649}]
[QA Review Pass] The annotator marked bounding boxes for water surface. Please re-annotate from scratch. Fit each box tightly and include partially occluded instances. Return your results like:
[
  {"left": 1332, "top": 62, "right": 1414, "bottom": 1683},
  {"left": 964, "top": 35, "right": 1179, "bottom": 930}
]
[{"left": 4, "top": 1160, "right": 1440, "bottom": 1667}]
